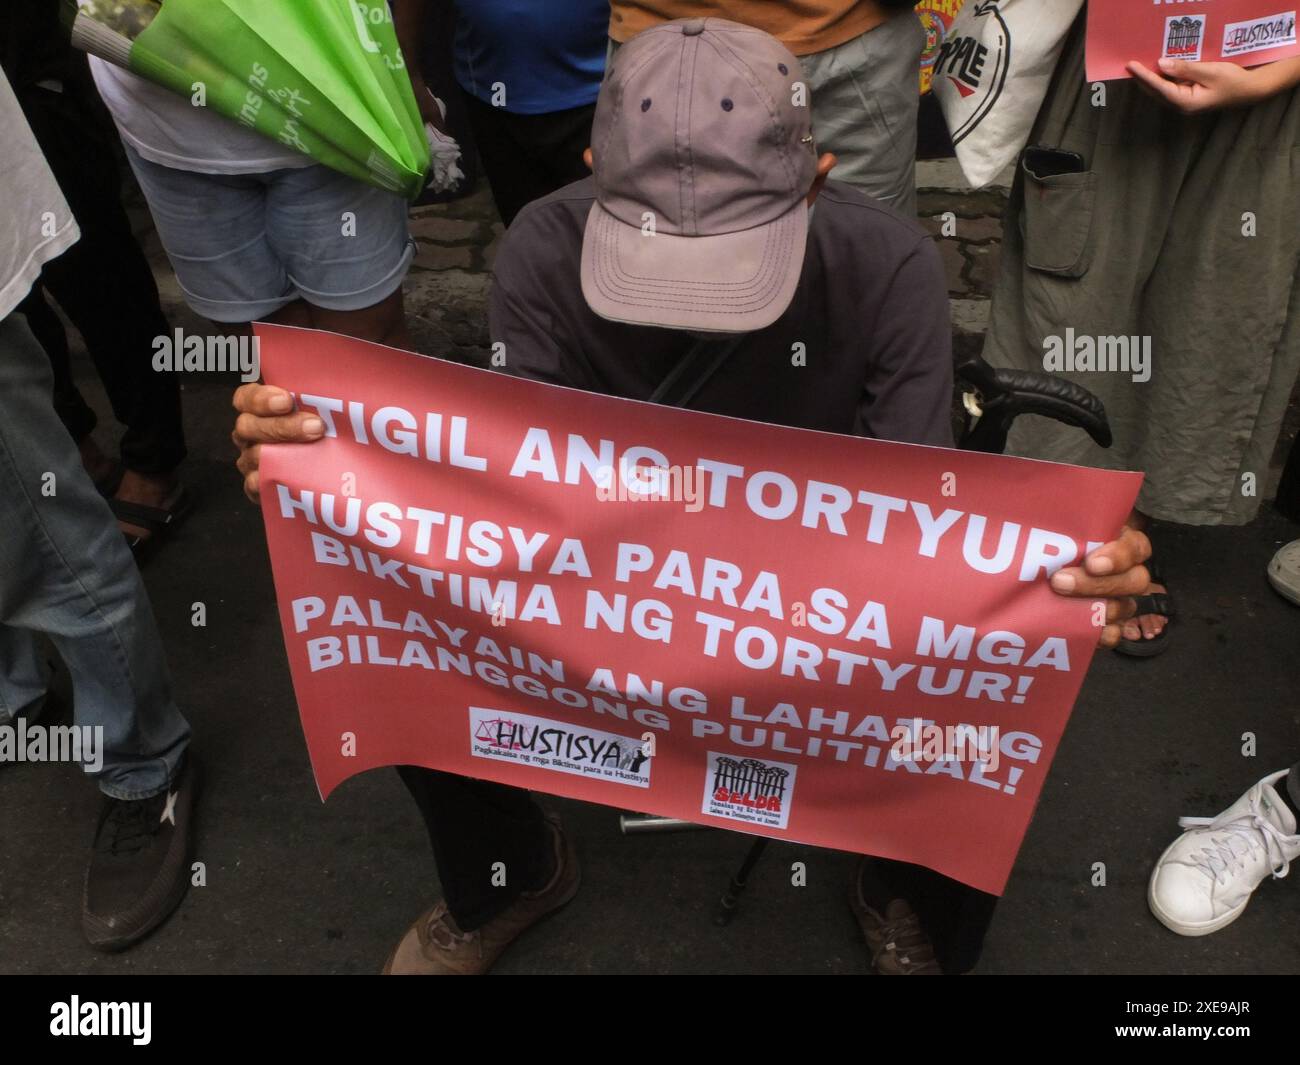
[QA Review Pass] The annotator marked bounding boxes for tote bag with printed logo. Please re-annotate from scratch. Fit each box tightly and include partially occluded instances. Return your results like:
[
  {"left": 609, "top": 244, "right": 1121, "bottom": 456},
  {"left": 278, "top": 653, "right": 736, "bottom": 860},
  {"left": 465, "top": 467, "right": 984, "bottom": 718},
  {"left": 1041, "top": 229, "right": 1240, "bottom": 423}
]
[{"left": 932, "top": 0, "right": 1084, "bottom": 187}]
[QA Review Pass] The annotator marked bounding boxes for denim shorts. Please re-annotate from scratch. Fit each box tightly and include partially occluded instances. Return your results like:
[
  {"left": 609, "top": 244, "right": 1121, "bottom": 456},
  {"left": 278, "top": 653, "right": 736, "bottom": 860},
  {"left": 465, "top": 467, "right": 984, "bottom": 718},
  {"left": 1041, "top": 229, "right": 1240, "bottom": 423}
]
[{"left": 124, "top": 145, "right": 415, "bottom": 323}]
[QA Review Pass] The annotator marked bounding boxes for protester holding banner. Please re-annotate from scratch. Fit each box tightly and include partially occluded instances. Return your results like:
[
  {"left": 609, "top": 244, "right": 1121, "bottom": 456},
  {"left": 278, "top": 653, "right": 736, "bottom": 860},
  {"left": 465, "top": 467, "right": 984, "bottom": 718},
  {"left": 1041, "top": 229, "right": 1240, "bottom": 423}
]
[
  {"left": 232, "top": 18, "right": 1154, "bottom": 977},
  {"left": 609, "top": 1, "right": 929, "bottom": 215},
  {"left": 981, "top": 10, "right": 1300, "bottom": 654},
  {"left": 0, "top": 67, "right": 196, "bottom": 954}
]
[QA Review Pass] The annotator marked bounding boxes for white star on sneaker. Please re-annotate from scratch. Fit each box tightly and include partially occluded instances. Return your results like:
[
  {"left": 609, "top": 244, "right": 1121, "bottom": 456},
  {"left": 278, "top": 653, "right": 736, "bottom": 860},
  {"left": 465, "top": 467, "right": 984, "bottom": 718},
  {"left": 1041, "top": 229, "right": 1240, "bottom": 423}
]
[
  {"left": 1148, "top": 769, "right": 1300, "bottom": 936},
  {"left": 160, "top": 790, "right": 178, "bottom": 826}
]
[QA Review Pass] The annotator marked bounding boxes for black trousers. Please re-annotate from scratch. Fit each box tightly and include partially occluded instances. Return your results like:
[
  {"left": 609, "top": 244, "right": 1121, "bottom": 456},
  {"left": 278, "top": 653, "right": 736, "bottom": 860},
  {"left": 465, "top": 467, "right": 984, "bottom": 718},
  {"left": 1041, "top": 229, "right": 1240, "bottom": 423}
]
[
  {"left": 399, "top": 765, "right": 996, "bottom": 971},
  {"left": 397, "top": 767, "right": 552, "bottom": 931},
  {"left": 17, "top": 72, "right": 184, "bottom": 476},
  {"left": 1276, "top": 424, "right": 1300, "bottom": 523},
  {"left": 462, "top": 92, "right": 596, "bottom": 226}
]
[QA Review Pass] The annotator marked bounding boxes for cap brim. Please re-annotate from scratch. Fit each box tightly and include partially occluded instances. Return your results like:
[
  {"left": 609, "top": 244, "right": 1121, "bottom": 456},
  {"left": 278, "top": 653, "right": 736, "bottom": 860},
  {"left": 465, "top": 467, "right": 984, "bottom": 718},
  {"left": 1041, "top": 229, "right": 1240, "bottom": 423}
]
[{"left": 580, "top": 198, "right": 807, "bottom": 334}]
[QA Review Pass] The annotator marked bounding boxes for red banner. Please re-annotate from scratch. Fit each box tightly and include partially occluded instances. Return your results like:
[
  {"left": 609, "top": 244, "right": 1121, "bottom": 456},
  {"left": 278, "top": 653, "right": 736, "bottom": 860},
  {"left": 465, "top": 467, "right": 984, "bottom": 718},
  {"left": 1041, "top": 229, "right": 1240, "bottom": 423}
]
[
  {"left": 256, "top": 324, "right": 1141, "bottom": 895},
  {"left": 1088, "top": 1, "right": 1299, "bottom": 81}
]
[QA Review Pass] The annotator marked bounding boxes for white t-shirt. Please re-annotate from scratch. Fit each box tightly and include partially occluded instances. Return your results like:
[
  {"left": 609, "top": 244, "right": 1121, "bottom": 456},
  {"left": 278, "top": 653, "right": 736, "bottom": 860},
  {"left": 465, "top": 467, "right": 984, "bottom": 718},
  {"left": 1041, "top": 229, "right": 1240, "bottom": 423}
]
[
  {"left": 0, "top": 72, "right": 78, "bottom": 320},
  {"left": 89, "top": 58, "right": 312, "bottom": 174}
]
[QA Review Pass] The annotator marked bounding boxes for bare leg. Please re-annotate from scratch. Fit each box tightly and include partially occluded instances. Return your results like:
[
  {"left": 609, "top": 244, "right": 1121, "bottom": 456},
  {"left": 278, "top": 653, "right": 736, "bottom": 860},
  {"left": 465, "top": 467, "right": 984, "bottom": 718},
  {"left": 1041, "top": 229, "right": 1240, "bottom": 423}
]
[
  {"left": 79, "top": 434, "right": 118, "bottom": 487},
  {"left": 245, "top": 290, "right": 408, "bottom": 346},
  {"left": 261, "top": 300, "right": 314, "bottom": 330},
  {"left": 304, "top": 288, "right": 411, "bottom": 349},
  {"left": 114, "top": 310, "right": 318, "bottom": 543}
]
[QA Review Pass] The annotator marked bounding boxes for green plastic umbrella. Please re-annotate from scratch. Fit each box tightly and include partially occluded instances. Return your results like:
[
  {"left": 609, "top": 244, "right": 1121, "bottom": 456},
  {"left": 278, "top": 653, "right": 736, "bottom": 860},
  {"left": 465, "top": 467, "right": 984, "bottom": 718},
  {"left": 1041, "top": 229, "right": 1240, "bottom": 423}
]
[{"left": 67, "top": 0, "right": 431, "bottom": 199}]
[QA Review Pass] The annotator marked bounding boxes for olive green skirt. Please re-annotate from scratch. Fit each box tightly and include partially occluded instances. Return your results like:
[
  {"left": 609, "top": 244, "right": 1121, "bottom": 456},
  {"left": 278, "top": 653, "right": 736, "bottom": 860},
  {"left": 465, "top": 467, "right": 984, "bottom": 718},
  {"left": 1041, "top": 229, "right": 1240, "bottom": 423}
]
[{"left": 983, "top": 15, "right": 1300, "bottom": 525}]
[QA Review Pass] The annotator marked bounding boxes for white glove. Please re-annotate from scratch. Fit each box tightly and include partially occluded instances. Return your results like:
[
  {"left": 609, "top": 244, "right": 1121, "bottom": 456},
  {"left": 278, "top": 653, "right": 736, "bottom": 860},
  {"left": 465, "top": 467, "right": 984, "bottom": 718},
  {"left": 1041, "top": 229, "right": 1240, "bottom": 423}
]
[{"left": 424, "top": 94, "right": 465, "bottom": 193}]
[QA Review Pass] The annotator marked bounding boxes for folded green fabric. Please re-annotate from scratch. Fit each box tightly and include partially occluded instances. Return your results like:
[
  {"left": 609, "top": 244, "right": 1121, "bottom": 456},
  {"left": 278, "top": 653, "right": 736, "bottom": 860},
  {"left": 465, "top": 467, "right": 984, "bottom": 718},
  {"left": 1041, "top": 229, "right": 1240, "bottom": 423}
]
[{"left": 67, "top": 0, "right": 430, "bottom": 199}]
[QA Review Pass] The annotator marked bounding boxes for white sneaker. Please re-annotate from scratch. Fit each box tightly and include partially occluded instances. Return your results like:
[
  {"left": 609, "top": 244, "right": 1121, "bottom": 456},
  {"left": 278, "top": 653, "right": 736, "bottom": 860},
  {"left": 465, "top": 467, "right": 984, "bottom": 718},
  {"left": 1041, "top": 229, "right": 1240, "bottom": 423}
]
[
  {"left": 1268, "top": 539, "right": 1300, "bottom": 606},
  {"left": 1148, "top": 770, "right": 1300, "bottom": 936}
]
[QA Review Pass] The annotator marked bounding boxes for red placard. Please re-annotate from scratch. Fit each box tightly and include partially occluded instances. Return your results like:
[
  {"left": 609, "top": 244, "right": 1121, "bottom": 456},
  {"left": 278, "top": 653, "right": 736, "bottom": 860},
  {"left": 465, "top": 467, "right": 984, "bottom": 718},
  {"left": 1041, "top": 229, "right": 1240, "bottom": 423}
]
[
  {"left": 256, "top": 324, "right": 1141, "bottom": 895},
  {"left": 1088, "top": 1, "right": 1299, "bottom": 81}
]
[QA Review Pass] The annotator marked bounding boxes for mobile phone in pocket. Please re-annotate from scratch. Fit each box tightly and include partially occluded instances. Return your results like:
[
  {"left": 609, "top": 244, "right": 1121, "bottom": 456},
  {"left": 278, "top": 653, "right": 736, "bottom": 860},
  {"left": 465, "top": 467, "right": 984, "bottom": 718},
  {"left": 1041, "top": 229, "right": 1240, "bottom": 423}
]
[{"left": 1022, "top": 144, "right": 1087, "bottom": 180}]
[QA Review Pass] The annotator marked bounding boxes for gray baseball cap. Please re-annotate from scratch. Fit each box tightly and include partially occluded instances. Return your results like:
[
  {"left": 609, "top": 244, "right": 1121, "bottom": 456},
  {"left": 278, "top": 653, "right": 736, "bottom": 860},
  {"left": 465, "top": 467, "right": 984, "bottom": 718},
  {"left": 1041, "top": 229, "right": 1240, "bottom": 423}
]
[{"left": 580, "top": 18, "right": 817, "bottom": 334}]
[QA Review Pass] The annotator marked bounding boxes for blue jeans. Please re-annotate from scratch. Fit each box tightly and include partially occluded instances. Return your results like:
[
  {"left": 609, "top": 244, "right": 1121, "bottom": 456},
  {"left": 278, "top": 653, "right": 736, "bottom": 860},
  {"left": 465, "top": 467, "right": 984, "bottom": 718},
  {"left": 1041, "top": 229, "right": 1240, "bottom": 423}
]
[
  {"left": 124, "top": 145, "right": 414, "bottom": 324},
  {"left": 0, "top": 312, "right": 189, "bottom": 799}
]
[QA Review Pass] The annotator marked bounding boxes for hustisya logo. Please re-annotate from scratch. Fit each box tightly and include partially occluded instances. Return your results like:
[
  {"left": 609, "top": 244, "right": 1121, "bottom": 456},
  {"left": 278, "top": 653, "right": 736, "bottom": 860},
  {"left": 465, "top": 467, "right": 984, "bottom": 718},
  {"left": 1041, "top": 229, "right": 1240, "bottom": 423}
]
[
  {"left": 1222, "top": 12, "right": 1296, "bottom": 58},
  {"left": 702, "top": 752, "right": 797, "bottom": 830},
  {"left": 469, "top": 706, "right": 651, "bottom": 787}
]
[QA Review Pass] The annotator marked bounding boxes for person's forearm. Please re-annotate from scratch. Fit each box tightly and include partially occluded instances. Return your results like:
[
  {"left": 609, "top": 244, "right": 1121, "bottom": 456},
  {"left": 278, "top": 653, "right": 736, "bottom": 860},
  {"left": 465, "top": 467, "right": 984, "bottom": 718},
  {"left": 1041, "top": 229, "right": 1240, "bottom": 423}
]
[
  {"left": 1254, "top": 56, "right": 1300, "bottom": 99},
  {"left": 392, "top": 0, "right": 431, "bottom": 85}
]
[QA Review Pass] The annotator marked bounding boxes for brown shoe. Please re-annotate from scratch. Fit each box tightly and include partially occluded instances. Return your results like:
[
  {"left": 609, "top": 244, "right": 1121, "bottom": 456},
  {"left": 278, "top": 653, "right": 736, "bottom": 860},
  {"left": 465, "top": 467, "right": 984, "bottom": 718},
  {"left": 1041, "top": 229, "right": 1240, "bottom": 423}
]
[
  {"left": 849, "top": 867, "right": 943, "bottom": 975},
  {"left": 383, "top": 812, "right": 579, "bottom": 975}
]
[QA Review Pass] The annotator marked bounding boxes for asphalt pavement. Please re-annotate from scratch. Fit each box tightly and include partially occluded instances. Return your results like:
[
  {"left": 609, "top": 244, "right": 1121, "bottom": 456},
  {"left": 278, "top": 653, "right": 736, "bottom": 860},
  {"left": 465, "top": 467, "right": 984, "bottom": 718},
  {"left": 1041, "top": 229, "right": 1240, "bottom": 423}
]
[{"left": 2, "top": 172, "right": 1298, "bottom": 975}]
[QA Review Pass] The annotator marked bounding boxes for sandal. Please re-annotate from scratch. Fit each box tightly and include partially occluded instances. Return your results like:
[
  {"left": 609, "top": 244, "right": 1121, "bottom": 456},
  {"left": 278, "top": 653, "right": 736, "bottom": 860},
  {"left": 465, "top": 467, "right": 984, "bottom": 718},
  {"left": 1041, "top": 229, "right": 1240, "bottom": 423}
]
[
  {"left": 1115, "top": 558, "right": 1174, "bottom": 658},
  {"left": 92, "top": 461, "right": 125, "bottom": 500},
  {"left": 110, "top": 486, "right": 193, "bottom": 558}
]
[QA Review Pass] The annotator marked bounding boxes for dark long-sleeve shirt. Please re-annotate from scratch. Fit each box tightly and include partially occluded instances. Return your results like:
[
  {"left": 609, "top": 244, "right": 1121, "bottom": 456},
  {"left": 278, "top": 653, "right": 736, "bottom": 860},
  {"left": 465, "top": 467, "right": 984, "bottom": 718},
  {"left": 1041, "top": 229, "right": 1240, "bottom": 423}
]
[{"left": 488, "top": 176, "right": 954, "bottom": 449}]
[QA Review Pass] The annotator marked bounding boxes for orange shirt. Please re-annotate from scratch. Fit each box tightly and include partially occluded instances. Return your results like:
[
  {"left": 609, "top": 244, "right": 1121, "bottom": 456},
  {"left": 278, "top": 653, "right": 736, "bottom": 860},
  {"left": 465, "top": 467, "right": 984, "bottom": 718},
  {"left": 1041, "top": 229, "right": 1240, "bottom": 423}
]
[{"left": 608, "top": 1, "right": 890, "bottom": 57}]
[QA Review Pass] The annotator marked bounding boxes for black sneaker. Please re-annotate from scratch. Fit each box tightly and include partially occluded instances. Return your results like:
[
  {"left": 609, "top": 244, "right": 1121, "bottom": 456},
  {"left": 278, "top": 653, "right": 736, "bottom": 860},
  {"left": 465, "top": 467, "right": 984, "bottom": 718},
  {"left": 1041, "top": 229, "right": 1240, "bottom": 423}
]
[{"left": 83, "top": 753, "right": 198, "bottom": 952}]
